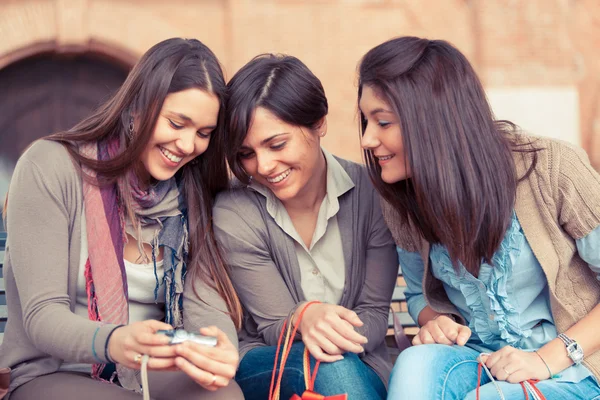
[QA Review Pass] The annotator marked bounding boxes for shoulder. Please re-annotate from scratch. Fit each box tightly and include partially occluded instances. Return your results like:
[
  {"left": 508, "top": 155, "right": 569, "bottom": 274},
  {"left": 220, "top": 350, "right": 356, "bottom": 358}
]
[
  {"left": 215, "top": 185, "right": 262, "bottom": 211},
  {"left": 13, "top": 139, "right": 80, "bottom": 188},
  {"left": 214, "top": 186, "right": 267, "bottom": 228},
  {"left": 511, "top": 133, "right": 590, "bottom": 174}
]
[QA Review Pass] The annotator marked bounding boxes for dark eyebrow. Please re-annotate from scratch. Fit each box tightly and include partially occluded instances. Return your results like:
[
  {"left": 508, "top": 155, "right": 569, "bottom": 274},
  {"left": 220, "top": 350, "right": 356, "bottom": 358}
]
[
  {"left": 240, "top": 133, "right": 289, "bottom": 150},
  {"left": 168, "top": 112, "right": 216, "bottom": 130},
  {"left": 369, "top": 108, "right": 395, "bottom": 116}
]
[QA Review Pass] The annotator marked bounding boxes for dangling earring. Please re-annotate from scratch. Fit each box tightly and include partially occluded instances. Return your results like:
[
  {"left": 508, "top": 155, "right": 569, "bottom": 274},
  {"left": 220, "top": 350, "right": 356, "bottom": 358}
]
[{"left": 127, "top": 115, "right": 135, "bottom": 140}]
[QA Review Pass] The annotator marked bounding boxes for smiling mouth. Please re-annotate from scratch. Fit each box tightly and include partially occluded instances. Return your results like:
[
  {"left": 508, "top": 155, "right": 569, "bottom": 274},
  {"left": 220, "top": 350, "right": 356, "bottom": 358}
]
[
  {"left": 266, "top": 169, "right": 291, "bottom": 183},
  {"left": 160, "top": 146, "right": 184, "bottom": 163},
  {"left": 376, "top": 154, "right": 395, "bottom": 161}
]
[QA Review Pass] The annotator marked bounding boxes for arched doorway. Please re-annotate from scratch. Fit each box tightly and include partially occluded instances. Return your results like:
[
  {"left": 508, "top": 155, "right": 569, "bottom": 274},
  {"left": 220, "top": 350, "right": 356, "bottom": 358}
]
[{"left": 0, "top": 53, "right": 129, "bottom": 229}]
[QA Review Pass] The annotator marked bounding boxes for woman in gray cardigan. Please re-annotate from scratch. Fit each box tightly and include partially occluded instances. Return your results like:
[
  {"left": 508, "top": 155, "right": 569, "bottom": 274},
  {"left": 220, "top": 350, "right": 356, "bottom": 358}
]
[
  {"left": 217, "top": 54, "right": 398, "bottom": 399},
  {"left": 0, "top": 38, "right": 242, "bottom": 399}
]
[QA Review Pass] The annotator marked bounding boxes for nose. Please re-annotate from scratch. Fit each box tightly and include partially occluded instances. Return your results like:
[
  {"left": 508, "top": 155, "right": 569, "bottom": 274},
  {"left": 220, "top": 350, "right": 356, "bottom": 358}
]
[
  {"left": 256, "top": 150, "right": 277, "bottom": 177},
  {"left": 176, "top": 129, "right": 196, "bottom": 156},
  {"left": 360, "top": 123, "right": 380, "bottom": 150}
]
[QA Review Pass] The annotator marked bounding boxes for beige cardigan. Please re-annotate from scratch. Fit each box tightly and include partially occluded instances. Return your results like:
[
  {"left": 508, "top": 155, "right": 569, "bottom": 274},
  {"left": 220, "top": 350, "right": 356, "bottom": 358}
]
[{"left": 382, "top": 134, "right": 600, "bottom": 380}]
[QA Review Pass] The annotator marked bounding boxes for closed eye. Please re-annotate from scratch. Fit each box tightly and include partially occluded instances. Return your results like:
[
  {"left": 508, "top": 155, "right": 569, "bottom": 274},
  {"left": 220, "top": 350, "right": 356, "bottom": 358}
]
[
  {"left": 378, "top": 120, "right": 391, "bottom": 128},
  {"left": 168, "top": 119, "right": 184, "bottom": 129},
  {"left": 197, "top": 130, "right": 212, "bottom": 139},
  {"left": 238, "top": 151, "right": 255, "bottom": 160},
  {"left": 271, "top": 141, "right": 286, "bottom": 150}
]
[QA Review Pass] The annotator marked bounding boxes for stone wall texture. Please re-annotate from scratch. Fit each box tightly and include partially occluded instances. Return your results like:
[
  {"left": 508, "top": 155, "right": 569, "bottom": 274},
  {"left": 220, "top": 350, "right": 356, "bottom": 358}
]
[{"left": 1, "top": 0, "right": 599, "bottom": 166}]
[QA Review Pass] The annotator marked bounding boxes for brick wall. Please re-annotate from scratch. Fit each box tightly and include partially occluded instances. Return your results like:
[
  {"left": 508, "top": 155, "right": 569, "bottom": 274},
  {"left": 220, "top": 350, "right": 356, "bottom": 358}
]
[{"left": 1, "top": 0, "right": 598, "bottom": 166}]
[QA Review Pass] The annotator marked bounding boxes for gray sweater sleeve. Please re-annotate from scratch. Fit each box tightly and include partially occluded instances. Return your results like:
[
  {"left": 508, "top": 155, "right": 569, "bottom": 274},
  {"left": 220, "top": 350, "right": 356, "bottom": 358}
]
[
  {"left": 213, "top": 194, "right": 298, "bottom": 347},
  {"left": 5, "top": 141, "right": 117, "bottom": 363},
  {"left": 183, "top": 273, "right": 239, "bottom": 350}
]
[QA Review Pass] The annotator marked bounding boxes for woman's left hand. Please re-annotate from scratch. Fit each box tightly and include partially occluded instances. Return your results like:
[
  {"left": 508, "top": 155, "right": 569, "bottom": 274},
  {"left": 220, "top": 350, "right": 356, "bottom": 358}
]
[
  {"left": 173, "top": 326, "right": 239, "bottom": 391},
  {"left": 482, "top": 346, "right": 551, "bottom": 383}
]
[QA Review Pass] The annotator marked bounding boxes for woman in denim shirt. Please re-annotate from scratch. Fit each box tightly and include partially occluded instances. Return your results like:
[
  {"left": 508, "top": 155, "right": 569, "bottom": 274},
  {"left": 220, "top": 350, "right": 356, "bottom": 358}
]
[{"left": 358, "top": 36, "right": 600, "bottom": 399}]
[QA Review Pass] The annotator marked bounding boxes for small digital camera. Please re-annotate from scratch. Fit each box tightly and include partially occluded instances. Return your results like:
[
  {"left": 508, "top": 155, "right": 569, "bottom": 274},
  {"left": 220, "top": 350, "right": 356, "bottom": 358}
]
[{"left": 157, "top": 329, "right": 217, "bottom": 347}]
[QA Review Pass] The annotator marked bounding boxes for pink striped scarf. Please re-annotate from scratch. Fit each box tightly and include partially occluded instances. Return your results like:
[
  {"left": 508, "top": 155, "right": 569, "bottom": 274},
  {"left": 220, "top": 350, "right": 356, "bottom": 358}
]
[{"left": 80, "top": 138, "right": 178, "bottom": 384}]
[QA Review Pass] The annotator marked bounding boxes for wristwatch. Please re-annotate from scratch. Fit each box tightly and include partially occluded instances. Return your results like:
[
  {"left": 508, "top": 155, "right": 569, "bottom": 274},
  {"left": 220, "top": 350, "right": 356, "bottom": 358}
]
[{"left": 557, "top": 333, "right": 584, "bottom": 365}]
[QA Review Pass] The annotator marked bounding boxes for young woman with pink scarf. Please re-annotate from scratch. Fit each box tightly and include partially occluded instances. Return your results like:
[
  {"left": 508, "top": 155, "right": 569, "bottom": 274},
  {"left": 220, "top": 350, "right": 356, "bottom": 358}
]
[{"left": 0, "top": 38, "right": 243, "bottom": 400}]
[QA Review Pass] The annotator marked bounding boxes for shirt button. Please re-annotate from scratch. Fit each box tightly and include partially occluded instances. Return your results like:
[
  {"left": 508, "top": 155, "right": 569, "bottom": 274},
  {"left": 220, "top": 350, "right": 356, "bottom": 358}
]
[{"left": 312, "top": 268, "right": 319, "bottom": 275}]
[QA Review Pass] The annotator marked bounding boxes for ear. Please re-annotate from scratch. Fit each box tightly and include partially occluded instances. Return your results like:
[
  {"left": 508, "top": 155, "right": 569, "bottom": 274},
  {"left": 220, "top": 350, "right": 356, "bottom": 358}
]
[{"left": 315, "top": 117, "right": 328, "bottom": 138}]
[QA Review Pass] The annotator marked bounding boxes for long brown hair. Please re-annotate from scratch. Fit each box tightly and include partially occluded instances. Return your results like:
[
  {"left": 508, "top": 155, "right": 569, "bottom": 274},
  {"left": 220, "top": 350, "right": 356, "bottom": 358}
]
[
  {"left": 44, "top": 38, "right": 241, "bottom": 328},
  {"left": 359, "top": 37, "right": 536, "bottom": 275}
]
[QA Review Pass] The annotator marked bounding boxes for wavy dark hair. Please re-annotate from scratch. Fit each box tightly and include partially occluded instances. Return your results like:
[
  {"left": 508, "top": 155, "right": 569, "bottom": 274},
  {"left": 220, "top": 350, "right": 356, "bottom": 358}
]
[
  {"left": 358, "top": 36, "right": 537, "bottom": 275},
  {"left": 224, "top": 54, "right": 328, "bottom": 183},
  {"left": 36, "top": 38, "right": 241, "bottom": 328}
]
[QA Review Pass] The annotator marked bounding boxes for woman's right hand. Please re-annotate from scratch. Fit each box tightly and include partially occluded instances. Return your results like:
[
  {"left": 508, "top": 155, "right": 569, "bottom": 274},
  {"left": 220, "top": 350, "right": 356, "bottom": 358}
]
[
  {"left": 107, "top": 320, "right": 179, "bottom": 370},
  {"left": 412, "top": 315, "right": 471, "bottom": 346},
  {"left": 295, "top": 303, "right": 368, "bottom": 362}
]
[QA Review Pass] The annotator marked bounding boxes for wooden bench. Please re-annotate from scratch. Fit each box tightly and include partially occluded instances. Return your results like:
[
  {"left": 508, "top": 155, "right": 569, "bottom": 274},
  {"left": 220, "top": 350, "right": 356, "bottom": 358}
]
[
  {"left": 1, "top": 231, "right": 6, "bottom": 344},
  {"left": 388, "top": 267, "right": 418, "bottom": 337}
]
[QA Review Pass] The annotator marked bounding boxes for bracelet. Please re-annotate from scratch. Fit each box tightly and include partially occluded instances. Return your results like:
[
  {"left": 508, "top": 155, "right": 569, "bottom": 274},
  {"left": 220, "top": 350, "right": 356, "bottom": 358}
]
[
  {"left": 91, "top": 326, "right": 103, "bottom": 363},
  {"left": 104, "top": 325, "right": 124, "bottom": 363},
  {"left": 534, "top": 350, "right": 555, "bottom": 379}
]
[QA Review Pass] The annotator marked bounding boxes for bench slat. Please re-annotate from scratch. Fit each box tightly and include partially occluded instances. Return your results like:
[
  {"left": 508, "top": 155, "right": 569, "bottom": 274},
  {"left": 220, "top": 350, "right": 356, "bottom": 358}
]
[
  {"left": 0, "top": 278, "right": 4, "bottom": 294},
  {"left": 0, "top": 305, "right": 6, "bottom": 320},
  {"left": 0, "top": 332, "right": 3, "bottom": 344},
  {"left": 0, "top": 249, "right": 4, "bottom": 265},
  {"left": 388, "top": 311, "right": 416, "bottom": 328},
  {"left": 391, "top": 286, "right": 405, "bottom": 301}
]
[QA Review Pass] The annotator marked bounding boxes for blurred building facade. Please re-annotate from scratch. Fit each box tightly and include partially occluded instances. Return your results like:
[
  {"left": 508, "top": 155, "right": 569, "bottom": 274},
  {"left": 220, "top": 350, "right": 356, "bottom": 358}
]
[{"left": 1, "top": 0, "right": 599, "bottom": 223}]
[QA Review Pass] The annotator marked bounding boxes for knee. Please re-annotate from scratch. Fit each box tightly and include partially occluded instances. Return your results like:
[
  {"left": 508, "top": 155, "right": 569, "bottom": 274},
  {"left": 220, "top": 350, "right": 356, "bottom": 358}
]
[
  {"left": 393, "top": 344, "right": 442, "bottom": 375},
  {"left": 316, "top": 353, "right": 363, "bottom": 379}
]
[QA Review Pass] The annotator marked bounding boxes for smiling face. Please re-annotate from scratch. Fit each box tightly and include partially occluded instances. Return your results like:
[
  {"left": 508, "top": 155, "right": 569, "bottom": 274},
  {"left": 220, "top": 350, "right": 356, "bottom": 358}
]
[
  {"left": 238, "top": 107, "right": 325, "bottom": 204},
  {"left": 138, "top": 88, "right": 220, "bottom": 183},
  {"left": 359, "top": 85, "right": 409, "bottom": 183}
]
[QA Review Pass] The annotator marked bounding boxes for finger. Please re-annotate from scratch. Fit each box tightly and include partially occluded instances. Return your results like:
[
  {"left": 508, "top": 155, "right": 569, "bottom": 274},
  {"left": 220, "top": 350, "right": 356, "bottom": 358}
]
[
  {"left": 181, "top": 341, "right": 239, "bottom": 366},
  {"left": 200, "top": 326, "right": 234, "bottom": 349},
  {"left": 412, "top": 334, "right": 422, "bottom": 346},
  {"left": 456, "top": 325, "right": 472, "bottom": 346},
  {"left": 418, "top": 328, "right": 436, "bottom": 345},
  {"left": 175, "top": 356, "right": 222, "bottom": 390},
  {"left": 122, "top": 351, "right": 177, "bottom": 370},
  {"left": 305, "top": 342, "right": 344, "bottom": 363},
  {"left": 175, "top": 344, "right": 237, "bottom": 380},
  {"left": 317, "top": 321, "right": 364, "bottom": 353},
  {"left": 129, "top": 343, "right": 179, "bottom": 359},
  {"left": 426, "top": 323, "right": 453, "bottom": 345},
  {"left": 491, "top": 361, "right": 513, "bottom": 381},
  {"left": 145, "top": 320, "right": 174, "bottom": 333},
  {"left": 438, "top": 322, "right": 459, "bottom": 343},
  {"left": 506, "top": 368, "right": 527, "bottom": 384},
  {"left": 485, "top": 347, "right": 511, "bottom": 370},
  {"left": 136, "top": 331, "right": 172, "bottom": 346},
  {"left": 309, "top": 331, "right": 345, "bottom": 356},
  {"left": 337, "top": 307, "right": 364, "bottom": 327}
]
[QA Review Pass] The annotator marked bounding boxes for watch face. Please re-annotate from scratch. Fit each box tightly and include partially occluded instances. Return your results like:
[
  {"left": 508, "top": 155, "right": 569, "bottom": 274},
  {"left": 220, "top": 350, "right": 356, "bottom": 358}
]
[{"left": 568, "top": 342, "right": 585, "bottom": 362}]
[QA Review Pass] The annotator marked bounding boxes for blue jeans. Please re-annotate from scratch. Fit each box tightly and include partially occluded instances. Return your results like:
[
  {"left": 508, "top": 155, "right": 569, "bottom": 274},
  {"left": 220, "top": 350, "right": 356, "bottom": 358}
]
[
  {"left": 236, "top": 342, "right": 387, "bottom": 400},
  {"left": 388, "top": 344, "right": 600, "bottom": 399}
]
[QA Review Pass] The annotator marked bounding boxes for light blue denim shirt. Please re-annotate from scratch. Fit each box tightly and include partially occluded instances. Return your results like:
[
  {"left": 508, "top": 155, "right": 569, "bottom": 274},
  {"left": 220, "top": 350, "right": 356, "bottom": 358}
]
[{"left": 398, "top": 212, "right": 600, "bottom": 383}]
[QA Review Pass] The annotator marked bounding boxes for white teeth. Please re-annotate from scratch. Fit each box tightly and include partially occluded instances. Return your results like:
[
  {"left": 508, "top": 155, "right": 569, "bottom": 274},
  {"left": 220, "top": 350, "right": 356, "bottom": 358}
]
[
  {"left": 160, "top": 147, "right": 183, "bottom": 163},
  {"left": 378, "top": 155, "right": 394, "bottom": 161},
  {"left": 267, "top": 169, "right": 291, "bottom": 183}
]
